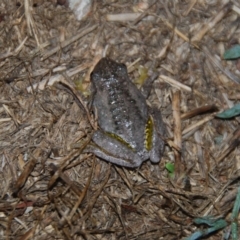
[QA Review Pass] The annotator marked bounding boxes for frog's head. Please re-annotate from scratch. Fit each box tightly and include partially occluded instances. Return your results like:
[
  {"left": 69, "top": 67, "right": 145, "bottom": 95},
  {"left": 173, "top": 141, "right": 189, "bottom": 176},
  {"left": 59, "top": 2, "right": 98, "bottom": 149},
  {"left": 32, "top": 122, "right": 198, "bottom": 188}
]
[{"left": 91, "top": 57, "right": 128, "bottom": 86}]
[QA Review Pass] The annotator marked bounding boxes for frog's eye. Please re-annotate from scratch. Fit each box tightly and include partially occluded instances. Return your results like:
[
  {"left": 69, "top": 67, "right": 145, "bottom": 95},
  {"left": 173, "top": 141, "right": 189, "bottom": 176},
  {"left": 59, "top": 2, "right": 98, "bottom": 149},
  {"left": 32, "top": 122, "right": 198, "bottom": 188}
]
[
  {"left": 91, "top": 71, "right": 102, "bottom": 82},
  {"left": 117, "top": 63, "right": 128, "bottom": 75},
  {"left": 90, "top": 71, "right": 94, "bottom": 79},
  {"left": 90, "top": 71, "right": 97, "bottom": 82}
]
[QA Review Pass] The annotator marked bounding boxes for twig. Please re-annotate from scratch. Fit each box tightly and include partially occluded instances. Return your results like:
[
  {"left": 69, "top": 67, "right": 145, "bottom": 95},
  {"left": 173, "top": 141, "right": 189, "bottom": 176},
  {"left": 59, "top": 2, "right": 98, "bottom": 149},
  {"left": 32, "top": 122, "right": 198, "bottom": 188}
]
[{"left": 41, "top": 24, "right": 98, "bottom": 60}]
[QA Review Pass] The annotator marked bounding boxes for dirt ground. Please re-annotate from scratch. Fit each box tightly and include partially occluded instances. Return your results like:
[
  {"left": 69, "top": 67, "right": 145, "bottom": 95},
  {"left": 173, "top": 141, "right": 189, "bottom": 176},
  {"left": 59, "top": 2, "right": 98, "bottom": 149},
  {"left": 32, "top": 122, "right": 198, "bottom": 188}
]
[{"left": 0, "top": 0, "right": 240, "bottom": 239}]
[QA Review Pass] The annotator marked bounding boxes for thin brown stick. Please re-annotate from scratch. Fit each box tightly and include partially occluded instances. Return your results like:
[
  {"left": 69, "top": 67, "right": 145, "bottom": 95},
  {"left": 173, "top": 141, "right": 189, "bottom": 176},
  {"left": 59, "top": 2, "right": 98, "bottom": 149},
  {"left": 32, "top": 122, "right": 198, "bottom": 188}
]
[
  {"left": 41, "top": 24, "right": 98, "bottom": 60},
  {"left": 172, "top": 91, "right": 183, "bottom": 179}
]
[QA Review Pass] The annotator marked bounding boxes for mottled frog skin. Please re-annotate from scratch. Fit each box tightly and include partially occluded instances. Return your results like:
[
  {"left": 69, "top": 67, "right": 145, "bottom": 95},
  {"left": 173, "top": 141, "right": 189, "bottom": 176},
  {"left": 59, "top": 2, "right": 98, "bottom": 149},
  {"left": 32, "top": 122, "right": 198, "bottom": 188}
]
[{"left": 88, "top": 57, "right": 165, "bottom": 168}]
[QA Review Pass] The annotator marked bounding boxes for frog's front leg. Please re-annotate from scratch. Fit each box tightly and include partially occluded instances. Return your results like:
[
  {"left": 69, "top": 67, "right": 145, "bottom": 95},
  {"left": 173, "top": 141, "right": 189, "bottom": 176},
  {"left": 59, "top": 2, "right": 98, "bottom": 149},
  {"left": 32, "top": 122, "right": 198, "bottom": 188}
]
[{"left": 86, "top": 130, "right": 145, "bottom": 168}]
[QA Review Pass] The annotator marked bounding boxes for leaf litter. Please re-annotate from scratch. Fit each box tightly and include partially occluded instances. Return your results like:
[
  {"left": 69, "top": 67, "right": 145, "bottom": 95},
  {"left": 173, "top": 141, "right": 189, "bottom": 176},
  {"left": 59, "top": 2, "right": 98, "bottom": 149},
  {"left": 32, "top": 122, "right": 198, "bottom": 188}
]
[{"left": 0, "top": 0, "right": 240, "bottom": 239}]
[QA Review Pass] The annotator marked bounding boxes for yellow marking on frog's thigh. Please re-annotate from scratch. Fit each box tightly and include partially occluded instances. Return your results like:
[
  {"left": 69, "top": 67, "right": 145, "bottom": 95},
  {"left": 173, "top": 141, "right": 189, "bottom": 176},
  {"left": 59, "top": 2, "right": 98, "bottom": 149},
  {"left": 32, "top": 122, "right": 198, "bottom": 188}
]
[
  {"left": 145, "top": 116, "right": 153, "bottom": 151},
  {"left": 106, "top": 132, "right": 135, "bottom": 150}
]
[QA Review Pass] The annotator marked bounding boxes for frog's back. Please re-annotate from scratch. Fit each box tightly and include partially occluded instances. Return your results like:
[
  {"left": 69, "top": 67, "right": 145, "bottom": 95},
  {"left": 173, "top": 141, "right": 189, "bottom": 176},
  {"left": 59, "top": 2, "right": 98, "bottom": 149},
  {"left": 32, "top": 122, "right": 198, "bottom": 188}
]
[{"left": 91, "top": 58, "right": 149, "bottom": 150}]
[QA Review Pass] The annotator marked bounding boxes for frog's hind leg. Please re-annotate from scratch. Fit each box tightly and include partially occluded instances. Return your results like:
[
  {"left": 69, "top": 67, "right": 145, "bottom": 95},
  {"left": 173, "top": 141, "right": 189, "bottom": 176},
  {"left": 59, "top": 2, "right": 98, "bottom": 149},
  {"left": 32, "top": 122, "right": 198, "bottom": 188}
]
[
  {"left": 85, "top": 130, "right": 144, "bottom": 168},
  {"left": 86, "top": 144, "right": 142, "bottom": 168},
  {"left": 149, "top": 108, "right": 165, "bottom": 163}
]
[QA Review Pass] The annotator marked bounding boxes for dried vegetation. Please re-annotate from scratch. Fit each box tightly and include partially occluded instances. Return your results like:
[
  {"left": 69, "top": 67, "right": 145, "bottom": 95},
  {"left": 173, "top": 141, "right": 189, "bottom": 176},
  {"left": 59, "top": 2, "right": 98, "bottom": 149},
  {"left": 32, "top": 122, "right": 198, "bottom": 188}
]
[{"left": 0, "top": 0, "right": 240, "bottom": 239}]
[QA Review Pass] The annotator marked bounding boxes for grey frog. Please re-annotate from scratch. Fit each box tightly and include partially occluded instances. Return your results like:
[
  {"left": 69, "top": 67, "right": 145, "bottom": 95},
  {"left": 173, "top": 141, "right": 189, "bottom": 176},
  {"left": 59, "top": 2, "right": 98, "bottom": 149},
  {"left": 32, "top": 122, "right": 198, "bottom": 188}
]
[{"left": 87, "top": 57, "right": 165, "bottom": 168}]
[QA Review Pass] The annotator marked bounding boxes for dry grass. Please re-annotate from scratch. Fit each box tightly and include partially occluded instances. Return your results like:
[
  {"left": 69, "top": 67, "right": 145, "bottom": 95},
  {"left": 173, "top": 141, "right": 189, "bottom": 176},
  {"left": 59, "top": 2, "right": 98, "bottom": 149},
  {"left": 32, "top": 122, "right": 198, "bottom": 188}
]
[{"left": 0, "top": 0, "right": 240, "bottom": 239}]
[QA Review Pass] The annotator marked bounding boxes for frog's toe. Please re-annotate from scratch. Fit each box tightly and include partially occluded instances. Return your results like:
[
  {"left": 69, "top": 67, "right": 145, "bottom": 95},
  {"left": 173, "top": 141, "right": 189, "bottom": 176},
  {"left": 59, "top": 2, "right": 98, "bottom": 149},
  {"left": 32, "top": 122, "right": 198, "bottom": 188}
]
[
  {"left": 150, "top": 147, "right": 163, "bottom": 163},
  {"left": 149, "top": 133, "right": 165, "bottom": 163}
]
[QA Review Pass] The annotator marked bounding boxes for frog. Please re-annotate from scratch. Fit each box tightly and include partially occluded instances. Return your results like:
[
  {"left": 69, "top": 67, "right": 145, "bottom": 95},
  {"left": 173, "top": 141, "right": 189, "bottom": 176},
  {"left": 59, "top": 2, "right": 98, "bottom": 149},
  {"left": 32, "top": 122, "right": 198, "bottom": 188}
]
[{"left": 86, "top": 57, "right": 165, "bottom": 168}]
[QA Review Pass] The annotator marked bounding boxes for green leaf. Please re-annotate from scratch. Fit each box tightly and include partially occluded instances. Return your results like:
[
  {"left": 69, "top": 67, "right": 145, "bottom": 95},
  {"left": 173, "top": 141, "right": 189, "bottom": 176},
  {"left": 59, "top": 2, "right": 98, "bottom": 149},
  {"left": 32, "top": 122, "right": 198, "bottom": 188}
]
[
  {"left": 216, "top": 104, "right": 240, "bottom": 119},
  {"left": 194, "top": 216, "right": 222, "bottom": 226},
  {"left": 165, "top": 163, "right": 175, "bottom": 178},
  {"left": 165, "top": 163, "right": 174, "bottom": 173},
  {"left": 230, "top": 187, "right": 240, "bottom": 240},
  {"left": 223, "top": 45, "right": 240, "bottom": 60},
  {"left": 185, "top": 217, "right": 227, "bottom": 240}
]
